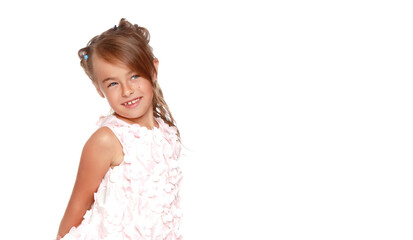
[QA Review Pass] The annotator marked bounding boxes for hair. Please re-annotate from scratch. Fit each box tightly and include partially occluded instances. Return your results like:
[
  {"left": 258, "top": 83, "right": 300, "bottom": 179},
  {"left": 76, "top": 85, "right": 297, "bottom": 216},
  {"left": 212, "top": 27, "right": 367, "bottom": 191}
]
[{"left": 78, "top": 18, "right": 180, "bottom": 140}]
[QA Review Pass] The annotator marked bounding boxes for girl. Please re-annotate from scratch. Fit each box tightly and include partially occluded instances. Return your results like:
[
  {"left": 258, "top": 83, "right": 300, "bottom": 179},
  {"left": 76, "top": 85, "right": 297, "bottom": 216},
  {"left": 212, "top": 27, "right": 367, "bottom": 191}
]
[{"left": 56, "top": 18, "right": 183, "bottom": 240}]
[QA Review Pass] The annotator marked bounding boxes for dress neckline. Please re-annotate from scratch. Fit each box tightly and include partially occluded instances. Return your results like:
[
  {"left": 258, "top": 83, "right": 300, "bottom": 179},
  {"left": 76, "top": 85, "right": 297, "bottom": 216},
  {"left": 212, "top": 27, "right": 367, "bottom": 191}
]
[{"left": 112, "top": 114, "right": 161, "bottom": 131}]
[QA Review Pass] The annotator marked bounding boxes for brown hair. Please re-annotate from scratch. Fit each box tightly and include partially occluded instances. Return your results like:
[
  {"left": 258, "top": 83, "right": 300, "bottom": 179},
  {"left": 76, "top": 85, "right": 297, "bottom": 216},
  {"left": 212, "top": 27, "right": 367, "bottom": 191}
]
[{"left": 78, "top": 18, "right": 180, "bottom": 140}]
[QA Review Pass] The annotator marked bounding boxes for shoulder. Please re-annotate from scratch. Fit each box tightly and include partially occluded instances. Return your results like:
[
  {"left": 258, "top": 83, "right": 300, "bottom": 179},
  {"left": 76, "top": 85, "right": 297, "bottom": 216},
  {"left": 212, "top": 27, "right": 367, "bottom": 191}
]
[
  {"left": 85, "top": 127, "right": 118, "bottom": 148},
  {"left": 69, "top": 127, "right": 122, "bottom": 209},
  {"left": 82, "top": 127, "right": 122, "bottom": 162},
  {"left": 88, "top": 127, "right": 118, "bottom": 145}
]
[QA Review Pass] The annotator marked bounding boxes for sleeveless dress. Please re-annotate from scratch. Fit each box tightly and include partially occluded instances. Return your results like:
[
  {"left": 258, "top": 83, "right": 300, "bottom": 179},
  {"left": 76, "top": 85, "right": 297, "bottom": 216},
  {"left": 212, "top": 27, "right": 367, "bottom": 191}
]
[{"left": 61, "top": 115, "right": 183, "bottom": 240}]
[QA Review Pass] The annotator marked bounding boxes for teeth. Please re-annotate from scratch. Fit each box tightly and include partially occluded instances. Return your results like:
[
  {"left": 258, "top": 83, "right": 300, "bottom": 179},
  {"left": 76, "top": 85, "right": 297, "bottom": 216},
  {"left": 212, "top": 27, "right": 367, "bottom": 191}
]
[{"left": 124, "top": 98, "right": 140, "bottom": 105}]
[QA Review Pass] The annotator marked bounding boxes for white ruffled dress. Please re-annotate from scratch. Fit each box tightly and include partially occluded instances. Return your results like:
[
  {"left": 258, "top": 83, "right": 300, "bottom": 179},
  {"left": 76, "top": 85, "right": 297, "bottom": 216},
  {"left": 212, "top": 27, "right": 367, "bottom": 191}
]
[{"left": 62, "top": 115, "right": 183, "bottom": 240}]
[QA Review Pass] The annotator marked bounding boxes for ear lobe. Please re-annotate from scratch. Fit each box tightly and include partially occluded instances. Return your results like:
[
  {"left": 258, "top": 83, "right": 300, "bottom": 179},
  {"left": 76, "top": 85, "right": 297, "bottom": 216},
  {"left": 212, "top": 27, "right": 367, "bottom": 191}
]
[
  {"left": 154, "top": 58, "right": 159, "bottom": 70},
  {"left": 153, "top": 58, "right": 159, "bottom": 82}
]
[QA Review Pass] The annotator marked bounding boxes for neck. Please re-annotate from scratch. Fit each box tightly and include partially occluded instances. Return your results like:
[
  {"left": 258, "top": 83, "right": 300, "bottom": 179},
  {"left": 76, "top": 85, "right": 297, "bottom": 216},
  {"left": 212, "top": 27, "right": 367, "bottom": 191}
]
[{"left": 114, "top": 112, "right": 158, "bottom": 129}]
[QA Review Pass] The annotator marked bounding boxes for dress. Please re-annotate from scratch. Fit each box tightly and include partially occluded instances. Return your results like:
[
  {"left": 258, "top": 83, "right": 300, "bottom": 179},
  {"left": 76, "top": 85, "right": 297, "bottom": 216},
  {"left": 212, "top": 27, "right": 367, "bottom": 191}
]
[{"left": 62, "top": 115, "right": 183, "bottom": 240}]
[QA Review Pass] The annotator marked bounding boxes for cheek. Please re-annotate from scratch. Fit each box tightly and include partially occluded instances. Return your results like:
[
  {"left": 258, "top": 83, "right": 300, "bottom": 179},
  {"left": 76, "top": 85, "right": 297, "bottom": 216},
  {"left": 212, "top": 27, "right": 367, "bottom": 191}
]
[
  {"left": 141, "top": 80, "right": 154, "bottom": 96},
  {"left": 103, "top": 89, "right": 118, "bottom": 103}
]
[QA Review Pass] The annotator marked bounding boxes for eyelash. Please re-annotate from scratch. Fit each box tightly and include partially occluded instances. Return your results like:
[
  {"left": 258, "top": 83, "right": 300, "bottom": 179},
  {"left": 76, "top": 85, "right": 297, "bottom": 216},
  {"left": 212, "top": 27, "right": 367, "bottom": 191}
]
[
  {"left": 106, "top": 75, "right": 139, "bottom": 88},
  {"left": 108, "top": 82, "right": 118, "bottom": 87}
]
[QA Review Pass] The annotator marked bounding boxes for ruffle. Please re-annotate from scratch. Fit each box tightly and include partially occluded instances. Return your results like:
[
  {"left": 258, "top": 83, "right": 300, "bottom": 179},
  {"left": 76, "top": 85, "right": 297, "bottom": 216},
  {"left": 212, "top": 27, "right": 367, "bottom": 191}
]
[{"left": 61, "top": 115, "right": 182, "bottom": 240}]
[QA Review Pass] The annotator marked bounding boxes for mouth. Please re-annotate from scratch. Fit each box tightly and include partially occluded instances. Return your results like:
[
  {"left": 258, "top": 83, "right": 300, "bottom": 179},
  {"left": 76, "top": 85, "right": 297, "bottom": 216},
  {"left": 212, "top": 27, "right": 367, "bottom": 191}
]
[{"left": 122, "top": 97, "right": 142, "bottom": 107}]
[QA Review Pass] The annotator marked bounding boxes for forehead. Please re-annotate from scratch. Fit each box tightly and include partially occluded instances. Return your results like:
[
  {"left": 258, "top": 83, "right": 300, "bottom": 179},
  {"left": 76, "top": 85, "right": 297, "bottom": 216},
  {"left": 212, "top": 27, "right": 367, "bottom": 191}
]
[{"left": 92, "top": 55, "right": 131, "bottom": 79}]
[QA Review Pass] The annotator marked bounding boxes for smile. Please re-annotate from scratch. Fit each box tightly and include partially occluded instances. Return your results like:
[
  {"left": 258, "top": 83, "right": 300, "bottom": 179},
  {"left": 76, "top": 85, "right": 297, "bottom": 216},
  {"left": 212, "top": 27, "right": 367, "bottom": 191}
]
[{"left": 122, "top": 97, "right": 142, "bottom": 106}]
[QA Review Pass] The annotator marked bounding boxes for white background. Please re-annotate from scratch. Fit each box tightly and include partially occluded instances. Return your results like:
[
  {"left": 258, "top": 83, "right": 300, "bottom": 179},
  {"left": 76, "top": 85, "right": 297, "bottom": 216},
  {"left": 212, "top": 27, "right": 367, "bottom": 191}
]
[{"left": 0, "top": 0, "right": 412, "bottom": 239}]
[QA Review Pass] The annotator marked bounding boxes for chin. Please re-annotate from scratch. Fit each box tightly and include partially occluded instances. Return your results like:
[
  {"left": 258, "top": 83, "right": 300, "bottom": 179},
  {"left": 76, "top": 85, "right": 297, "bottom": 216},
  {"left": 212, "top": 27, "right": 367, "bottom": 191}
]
[
  {"left": 116, "top": 110, "right": 150, "bottom": 120},
  {"left": 112, "top": 103, "right": 153, "bottom": 121}
]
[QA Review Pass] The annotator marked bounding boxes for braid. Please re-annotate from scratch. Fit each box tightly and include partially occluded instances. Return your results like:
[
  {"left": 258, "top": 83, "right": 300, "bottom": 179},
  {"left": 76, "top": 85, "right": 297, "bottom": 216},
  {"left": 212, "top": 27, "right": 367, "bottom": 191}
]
[{"left": 152, "top": 80, "right": 180, "bottom": 141}]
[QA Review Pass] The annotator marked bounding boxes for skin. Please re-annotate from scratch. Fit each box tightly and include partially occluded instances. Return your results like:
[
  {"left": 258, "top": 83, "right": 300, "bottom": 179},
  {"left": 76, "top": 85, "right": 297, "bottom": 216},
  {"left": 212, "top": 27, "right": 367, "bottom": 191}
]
[
  {"left": 56, "top": 56, "right": 159, "bottom": 239},
  {"left": 92, "top": 55, "right": 159, "bottom": 129}
]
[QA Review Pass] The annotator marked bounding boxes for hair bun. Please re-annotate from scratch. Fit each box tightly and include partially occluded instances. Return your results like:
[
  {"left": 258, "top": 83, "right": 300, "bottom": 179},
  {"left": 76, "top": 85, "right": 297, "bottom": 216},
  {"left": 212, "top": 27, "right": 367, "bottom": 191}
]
[{"left": 117, "top": 18, "right": 150, "bottom": 43}]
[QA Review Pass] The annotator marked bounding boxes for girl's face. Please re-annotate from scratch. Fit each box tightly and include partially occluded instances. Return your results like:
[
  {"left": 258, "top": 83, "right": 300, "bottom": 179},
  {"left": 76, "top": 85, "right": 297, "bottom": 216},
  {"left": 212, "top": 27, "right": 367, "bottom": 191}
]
[{"left": 92, "top": 55, "right": 158, "bottom": 128}]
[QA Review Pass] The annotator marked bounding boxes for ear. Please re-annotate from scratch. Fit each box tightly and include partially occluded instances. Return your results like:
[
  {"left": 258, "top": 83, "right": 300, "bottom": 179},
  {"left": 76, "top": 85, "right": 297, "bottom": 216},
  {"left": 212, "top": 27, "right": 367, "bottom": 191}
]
[
  {"left": 93, "top": 81, "right": 105, "bottom": 98},
  {"left": 153, "top": 58, "right": 159, "bottom": 82}
]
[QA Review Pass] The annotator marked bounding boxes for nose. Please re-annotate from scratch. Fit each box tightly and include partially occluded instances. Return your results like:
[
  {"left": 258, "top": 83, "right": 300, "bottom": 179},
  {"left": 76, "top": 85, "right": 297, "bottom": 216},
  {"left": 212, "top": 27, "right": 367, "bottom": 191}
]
[{"left": 122, "top": 82, "right": 134, "bottom": 97}]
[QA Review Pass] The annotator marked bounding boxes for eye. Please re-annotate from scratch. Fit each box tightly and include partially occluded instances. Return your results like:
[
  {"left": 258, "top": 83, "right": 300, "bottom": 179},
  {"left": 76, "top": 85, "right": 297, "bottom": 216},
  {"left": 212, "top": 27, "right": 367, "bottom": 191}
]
[
  {"left": 131, "top": 74, "right": 140, "bottom": 80},
  {"left": 108, "top": 82, "right": 118, "bottom": 87}
]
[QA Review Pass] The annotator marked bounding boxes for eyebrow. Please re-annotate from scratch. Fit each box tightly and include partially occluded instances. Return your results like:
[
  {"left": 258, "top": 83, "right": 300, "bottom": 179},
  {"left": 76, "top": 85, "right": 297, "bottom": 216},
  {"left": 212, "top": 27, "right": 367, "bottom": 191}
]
[
  {"left": 102, "top": 77, "right": 115, "bottom": 83},
  {"left": 101, "top": 71, "right": 135, "bottom": 83}
]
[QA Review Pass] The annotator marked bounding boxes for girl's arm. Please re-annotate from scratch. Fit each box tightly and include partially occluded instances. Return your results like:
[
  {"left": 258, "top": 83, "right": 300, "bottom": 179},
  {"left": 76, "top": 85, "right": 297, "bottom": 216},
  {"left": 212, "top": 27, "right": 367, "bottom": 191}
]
[{"left": 57, "top": 127, "right": 122, "bottom": 238}]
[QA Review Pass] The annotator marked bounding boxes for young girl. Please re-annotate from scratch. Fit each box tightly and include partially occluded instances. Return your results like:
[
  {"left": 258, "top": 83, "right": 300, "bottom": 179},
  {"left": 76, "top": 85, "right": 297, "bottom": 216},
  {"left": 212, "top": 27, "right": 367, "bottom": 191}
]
[{"left": 56, "top": 18, "right": 183, "bottom": 240}]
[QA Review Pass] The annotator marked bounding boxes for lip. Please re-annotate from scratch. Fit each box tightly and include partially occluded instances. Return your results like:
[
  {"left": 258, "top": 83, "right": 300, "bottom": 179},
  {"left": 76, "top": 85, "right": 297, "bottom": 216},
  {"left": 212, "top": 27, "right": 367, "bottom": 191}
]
[{"left": 122, "top": 97, "right": 142, "bottom": 108}]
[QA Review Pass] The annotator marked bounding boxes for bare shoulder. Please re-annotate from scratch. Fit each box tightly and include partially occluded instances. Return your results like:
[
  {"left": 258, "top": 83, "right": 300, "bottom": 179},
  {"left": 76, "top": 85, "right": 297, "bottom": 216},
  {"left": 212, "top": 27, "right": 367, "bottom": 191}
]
[
  {"left": 82, "top": 127, "right": 123, "bottom": 166},
  {"left": 64, "top": 127, "right": 123, "bottom": 221},
  {"left": 87, "top": 127, "right": 119, "bottom": 148}
]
